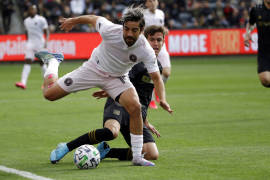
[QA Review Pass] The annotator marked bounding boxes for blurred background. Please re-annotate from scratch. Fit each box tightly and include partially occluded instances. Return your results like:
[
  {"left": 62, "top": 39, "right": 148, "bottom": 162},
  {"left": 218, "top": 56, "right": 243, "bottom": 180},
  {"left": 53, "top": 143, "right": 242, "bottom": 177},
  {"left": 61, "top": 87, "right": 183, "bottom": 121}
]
[{"left": 0, "top": 0, "right": 256, "bottom": 34}]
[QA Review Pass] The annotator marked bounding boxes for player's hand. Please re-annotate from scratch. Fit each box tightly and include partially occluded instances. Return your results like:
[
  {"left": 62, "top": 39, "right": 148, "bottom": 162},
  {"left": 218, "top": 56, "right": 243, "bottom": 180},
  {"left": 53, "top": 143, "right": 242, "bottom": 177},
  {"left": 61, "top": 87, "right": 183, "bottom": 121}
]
[
  {"left": 244, "top": 33, "right": 253, "bottom": 47},
  {"left": 160, "top": 100, "right": 173, "bottom": 114},
  {"left": 144, "top": 119, "right": 160, "bottom": 138},
  {"left": 92, "top": 90, "right": 108, "bottom": 99},
  {"left": 59, "top": 18, "right": 75, "bottom": 32}
]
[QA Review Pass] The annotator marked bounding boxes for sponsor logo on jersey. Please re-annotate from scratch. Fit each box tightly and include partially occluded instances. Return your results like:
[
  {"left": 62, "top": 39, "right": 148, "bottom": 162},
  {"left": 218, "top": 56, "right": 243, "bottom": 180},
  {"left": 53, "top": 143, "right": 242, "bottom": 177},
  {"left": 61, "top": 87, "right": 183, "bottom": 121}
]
[
  {"left": 129, "top": 54, "right": 137, "bottom": 62},
  {"left": 64, "top": 77, "right": 73, "bottom": 86},
  {"left": 113, "top": 109, "right": 120, "bottom": 116}
]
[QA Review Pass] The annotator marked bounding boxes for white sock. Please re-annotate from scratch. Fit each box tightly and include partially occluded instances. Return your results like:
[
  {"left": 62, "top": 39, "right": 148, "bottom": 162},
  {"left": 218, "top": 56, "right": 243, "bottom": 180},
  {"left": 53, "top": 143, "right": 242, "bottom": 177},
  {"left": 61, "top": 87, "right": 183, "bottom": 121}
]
[
  {"left": 162, "top": 74, "right": 168, "bottom": 84},
  {"left": 44, "top": 58, "right": 59, "bottom": 78},
  {"left": 41, "top": 63, "right": 47, "bottom": 77},
  {"left": 130, "top": 133, "right": 143, "bottom": 159},
  {"left": 21, "top": 64, "right": 31, "bottom": 85}
]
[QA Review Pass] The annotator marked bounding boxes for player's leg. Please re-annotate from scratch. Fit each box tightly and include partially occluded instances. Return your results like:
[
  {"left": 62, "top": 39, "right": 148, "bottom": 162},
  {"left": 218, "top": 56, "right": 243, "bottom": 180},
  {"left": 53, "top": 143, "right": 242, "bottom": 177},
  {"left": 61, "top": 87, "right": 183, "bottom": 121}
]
[
  {"left": 39, "top": 59, "right": 47, "bottom": 77},
  {"left": 66, "top": 119, "right": 119, "bottom": 152},
  {"left": 15, "top": 43, "right": 36, "bottom": 89},
  {"left": 50, "top": 120, "right": 119, "bottom": 164},
  {"left": 257, "top": 54, "right": 270, "bottom": 87},
  {"left": 142, "top": 143, "right": 159, "bottom": 160},
  {"left": 99, "top": 125, "right": 158, "bottom": 160},
  {"left": 258, "top": 71, "right": 270, "bottom": 87},
  {"left": 118, "top": 88, "right": 149, "bottom": 165},
  {"left": 15, "top": 58, "right": 32, "bottom": 89},
  {"left": 103, "top": 78, "right": 154, "bottom": 165},
  {"left": 50, "top": 98, "right": 122, "bottom": 164},
  {"left": 15, "top": 44, "right": 35, "bottom": 89},
  {"left": 35, "top": 51, "right": 69, "bottom": 100}
]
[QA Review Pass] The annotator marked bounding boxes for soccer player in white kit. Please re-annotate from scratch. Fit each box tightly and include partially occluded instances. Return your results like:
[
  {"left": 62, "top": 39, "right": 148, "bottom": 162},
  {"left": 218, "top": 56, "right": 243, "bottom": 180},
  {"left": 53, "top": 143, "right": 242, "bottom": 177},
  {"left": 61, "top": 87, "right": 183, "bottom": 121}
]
[
  {"left": 15, "top": 5, "right": 49, "bottom": 89},
  {"left": 144, "top": 0, "right": 171, "bottom": 109},
  {"left": 35, "top": 6, "right": 172, "bottom": 166}
]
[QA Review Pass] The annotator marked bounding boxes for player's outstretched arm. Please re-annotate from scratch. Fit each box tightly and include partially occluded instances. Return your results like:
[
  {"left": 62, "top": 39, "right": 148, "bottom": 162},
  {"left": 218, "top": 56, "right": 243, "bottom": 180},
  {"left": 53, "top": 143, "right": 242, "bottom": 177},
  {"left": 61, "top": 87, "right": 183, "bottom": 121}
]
[
  {"left": 59, "top": 15, "right": 100, "bottom": 32},
  {"left": 149, "top": 71, "right": 173, "bottom": 114}
]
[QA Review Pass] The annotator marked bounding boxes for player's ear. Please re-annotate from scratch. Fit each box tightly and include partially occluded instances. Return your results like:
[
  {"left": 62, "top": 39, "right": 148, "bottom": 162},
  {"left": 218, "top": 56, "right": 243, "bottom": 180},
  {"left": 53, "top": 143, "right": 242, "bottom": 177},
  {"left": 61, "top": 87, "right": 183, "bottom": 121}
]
[{"left": 140, "top": 27, "right": 144, "bottom": 33}]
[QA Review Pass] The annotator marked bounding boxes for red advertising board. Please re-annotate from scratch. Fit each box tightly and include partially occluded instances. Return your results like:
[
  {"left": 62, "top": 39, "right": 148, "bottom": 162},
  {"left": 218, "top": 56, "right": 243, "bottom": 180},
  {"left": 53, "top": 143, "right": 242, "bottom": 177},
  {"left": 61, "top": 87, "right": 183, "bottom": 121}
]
[
  {"left": 166, "top": 29, "right": 257, "bottom": 56},
  {"left": 0, "top": 33, "right": 102, "bottom": 61},
  {"left": 0, "top": 29, "right": 258, "bottom": 62}
]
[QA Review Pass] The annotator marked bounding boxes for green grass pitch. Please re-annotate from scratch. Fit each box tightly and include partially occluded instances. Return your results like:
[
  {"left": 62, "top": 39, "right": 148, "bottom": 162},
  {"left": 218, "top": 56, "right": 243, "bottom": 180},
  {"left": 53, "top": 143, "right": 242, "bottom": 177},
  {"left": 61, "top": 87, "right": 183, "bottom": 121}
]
[{"left": 0, "top": 56, "right": 270, "bottom": 180}]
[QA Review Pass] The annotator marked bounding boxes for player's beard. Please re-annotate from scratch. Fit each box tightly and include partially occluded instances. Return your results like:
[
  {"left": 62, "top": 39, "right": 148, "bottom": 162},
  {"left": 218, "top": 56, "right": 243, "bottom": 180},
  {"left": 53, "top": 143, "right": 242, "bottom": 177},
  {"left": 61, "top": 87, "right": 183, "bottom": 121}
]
[{"left": 124, "top": 36, "right": 136, "bottom": 47}]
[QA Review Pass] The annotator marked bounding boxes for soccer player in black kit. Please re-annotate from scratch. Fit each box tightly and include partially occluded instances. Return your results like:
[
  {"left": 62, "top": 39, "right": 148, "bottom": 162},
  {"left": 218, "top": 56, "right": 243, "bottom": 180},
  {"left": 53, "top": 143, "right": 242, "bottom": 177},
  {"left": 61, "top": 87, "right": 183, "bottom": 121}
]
[
  {"left": 244, "top": 0, "right": 270, "bottom": 87},
  {"left": 49, "top": 25, "right": 166, "bottom": 164}
]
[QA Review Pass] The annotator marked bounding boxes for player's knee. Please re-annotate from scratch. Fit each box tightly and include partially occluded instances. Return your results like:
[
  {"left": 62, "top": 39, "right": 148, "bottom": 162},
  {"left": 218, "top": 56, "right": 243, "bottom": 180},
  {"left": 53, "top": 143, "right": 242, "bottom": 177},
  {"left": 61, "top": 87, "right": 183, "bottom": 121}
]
[
  {"left": 103, "top": 128, "right": 116, "bottom": 141},
  {"left": 126, "top": 101, "right": 141, "bottom": 116},
  {"left": 145, "top": 151, "right": 159, "bottom": 160},
  {"left": 260, "top": 78, "right": 270, "bottom": 88},
  {"left": 109, "top": 128, "right": 119, "bottom": 139},
  {"left": 104, "top": 120, "right": 120, "bottom": 140}
]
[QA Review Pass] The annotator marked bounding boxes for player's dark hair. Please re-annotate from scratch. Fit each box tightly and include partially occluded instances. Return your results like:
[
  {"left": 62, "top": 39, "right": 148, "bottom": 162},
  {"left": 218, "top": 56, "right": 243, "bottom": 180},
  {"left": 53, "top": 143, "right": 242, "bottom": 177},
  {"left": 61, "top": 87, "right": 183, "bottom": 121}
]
[
  {"left": 121, "top": 5, "right": 145, "bottom": 30},
  {"left": 144, "top": 25, "right": 166, "bottom": 38}
]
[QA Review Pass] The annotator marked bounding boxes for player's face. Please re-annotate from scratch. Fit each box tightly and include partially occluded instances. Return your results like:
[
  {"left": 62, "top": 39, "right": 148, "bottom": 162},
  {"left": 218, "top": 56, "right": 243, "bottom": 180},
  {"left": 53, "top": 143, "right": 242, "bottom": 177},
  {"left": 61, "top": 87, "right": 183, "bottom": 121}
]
[
  {"left": 147, "top": 32, "right": 164, "bottom": 56},
  {"left": 29, "top": 6, "right": 37, "bottom": 17},
  {"left": 123, "top": 21, "right": 142, "bottom": 47},
  {"left": 145, "top": 0, "right": 158, "bottom": 11}
]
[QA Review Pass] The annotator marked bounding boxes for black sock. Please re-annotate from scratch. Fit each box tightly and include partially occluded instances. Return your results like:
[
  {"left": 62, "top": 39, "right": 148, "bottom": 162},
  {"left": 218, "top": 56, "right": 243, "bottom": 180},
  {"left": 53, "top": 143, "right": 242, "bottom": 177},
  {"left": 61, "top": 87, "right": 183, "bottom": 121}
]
[
  {"left": 67, "top": 128, "right": 114, "bottom": 151},
  {"left": 106, "top": 148, "right": 132, "bottom": 160}
]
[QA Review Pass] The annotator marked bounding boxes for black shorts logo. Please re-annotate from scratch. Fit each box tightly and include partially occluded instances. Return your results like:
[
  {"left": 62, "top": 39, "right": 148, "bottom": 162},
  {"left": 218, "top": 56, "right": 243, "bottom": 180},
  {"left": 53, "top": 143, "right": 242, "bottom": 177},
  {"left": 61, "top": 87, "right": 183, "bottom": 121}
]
[
  {"left": 129, "top": 54, "right": 137, "bottom": 62},
  {"left": 64, "top": 77, "right": 73, "bottom": 86}
]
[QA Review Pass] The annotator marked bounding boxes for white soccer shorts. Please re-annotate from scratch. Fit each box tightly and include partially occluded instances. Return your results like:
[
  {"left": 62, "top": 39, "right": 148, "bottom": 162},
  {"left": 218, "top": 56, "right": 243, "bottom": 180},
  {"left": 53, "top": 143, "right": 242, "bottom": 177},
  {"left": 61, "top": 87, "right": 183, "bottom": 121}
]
[
  {"left": 57, "top": 60, "right": 134, "bottom": 100},
  {"left": 25, "top": 41, "right": 45, "bottom": 60}
]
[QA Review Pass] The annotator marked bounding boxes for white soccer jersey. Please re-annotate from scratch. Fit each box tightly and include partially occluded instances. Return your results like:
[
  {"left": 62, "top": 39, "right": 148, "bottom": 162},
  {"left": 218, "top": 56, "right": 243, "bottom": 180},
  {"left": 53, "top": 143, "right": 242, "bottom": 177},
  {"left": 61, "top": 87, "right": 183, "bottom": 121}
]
[
  {"left": 143, "top": 9, "right": 165, "bottom": 27},
  {"left": 24, "top": 15, "right": 48, "bottom": 44},
  {"left": 85, "top": 17, "right": 159, "bottom": 77}
]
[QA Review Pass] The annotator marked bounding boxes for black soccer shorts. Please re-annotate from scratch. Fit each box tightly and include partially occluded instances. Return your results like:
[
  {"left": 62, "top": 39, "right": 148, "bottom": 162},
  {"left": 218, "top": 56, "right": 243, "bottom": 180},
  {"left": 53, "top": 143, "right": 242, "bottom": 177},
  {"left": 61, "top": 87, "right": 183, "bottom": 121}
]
[{"left": 103, "top": 99, "right": 155, "bottom": 146}]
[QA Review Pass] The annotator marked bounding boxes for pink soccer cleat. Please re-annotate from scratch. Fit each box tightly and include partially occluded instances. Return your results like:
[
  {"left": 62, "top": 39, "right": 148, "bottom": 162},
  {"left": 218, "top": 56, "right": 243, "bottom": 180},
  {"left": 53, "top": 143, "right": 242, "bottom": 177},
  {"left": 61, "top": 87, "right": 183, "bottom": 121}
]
[
  {"left": 149, "top": 100, "right": 158, "bottom": 109},
  {"left": 15, "top": 82, "right": 26, "bottom": 89},
  {"left": 132, "top": 156, "right": 155, "bottom": 166}
]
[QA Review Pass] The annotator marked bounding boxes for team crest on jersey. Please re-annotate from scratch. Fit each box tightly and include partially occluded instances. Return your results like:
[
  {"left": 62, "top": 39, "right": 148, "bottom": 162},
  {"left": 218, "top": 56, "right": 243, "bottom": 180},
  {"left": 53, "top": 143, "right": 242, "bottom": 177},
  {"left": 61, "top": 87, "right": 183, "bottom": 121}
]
[
  {"left": 113, "top": 109, "right": 120, "bottom": 116},
  {"left": 129, "top": 54, "right": 137, "bottom": 62},
  {"left": 64, "top": 77, "right": 73, "bottom": 86}
]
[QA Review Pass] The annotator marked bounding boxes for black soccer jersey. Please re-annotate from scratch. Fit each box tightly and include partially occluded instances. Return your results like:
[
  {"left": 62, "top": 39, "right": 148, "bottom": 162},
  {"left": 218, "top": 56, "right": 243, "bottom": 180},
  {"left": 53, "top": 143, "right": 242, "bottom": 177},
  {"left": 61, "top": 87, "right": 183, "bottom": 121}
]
[
  {"left": 128, "top": 61, "right": 163, "bottom": 108},
  {"left": 249, "top": 3, "right": 270, "bottom": 53}
]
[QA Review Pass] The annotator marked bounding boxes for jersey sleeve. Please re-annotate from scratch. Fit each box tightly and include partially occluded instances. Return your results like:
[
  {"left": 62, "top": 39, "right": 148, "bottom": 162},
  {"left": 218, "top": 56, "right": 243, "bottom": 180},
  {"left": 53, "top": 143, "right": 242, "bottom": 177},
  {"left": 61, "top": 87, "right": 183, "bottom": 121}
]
[
  {"left": 23, "top": 18, "right": 27, "bottom": 28},
  {"left": 249, "top": 7, "right": 256, "bottom": 25},
  {"left": 142, "top": 42, "right": 159, "bottom": 74},
  {"left": 96, "top": 17, "right": 118, "bottom": 40},
  {"left": 41, "top": 17, "right": 48, "bottom": 29}
]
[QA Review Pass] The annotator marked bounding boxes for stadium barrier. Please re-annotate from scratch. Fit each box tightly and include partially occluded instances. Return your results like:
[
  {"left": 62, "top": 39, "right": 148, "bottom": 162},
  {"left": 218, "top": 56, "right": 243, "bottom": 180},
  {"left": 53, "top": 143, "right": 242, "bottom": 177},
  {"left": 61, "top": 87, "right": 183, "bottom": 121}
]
[{"left": 0, "top": 29, "right": 257, "bottom": 61}]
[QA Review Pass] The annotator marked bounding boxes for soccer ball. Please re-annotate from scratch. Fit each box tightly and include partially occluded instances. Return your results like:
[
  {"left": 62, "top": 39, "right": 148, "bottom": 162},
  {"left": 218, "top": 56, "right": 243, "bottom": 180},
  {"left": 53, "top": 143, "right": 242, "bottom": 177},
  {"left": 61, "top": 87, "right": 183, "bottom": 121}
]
[{"left": 74, "top": 145, "right": 100, "bottom": 169}]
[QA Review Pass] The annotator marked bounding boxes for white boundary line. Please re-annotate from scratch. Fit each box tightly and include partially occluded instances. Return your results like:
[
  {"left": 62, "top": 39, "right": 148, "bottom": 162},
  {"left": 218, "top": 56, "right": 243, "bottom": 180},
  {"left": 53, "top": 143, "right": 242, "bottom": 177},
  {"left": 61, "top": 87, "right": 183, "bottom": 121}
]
[{"left": 0, "top": 165, "right": 54, "bottom": 180}]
